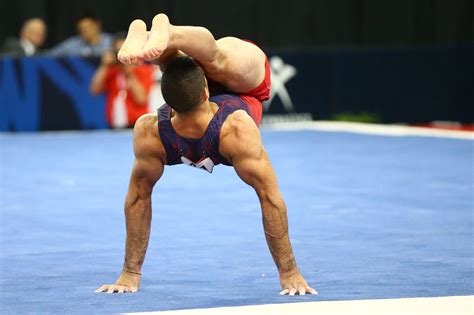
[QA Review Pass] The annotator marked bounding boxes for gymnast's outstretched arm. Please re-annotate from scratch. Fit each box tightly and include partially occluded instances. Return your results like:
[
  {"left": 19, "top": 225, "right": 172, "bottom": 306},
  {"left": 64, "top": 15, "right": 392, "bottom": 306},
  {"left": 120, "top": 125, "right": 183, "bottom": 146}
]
[
  {"left": 220, "top": 112, "right": 317, "bottom": 296},
  {"left": 96, "top": 114, "right": 164, "bottom": 293}
]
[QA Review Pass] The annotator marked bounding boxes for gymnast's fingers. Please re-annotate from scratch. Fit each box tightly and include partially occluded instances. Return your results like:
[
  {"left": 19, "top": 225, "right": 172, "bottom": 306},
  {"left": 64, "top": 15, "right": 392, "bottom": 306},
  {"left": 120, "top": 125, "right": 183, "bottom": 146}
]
[
  {"left": 298, "top": 286, "right": 306, "bottom": 296},
  {"left": 95, "top": 285, "right": 108, "bottom": 293},
  {"left": 307, "top": 287, "right": 318, "bottom": 295}
]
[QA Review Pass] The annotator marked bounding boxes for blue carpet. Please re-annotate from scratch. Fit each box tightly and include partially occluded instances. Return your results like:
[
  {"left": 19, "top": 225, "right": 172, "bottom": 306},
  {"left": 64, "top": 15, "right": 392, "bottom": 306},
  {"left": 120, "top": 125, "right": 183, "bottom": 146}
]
[{"left": 0, "top": 129, "right": 472, "bottom": 314}]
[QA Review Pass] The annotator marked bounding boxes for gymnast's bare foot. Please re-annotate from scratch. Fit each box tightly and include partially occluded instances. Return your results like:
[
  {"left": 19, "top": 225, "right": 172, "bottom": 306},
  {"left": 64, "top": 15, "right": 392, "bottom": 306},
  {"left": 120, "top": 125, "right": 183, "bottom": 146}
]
[
  {"left": 117, "top": 19, "right": 148, "bottom": 65},
  {"left": 141, "top": 13, "right": 171, "bottom": 61}
]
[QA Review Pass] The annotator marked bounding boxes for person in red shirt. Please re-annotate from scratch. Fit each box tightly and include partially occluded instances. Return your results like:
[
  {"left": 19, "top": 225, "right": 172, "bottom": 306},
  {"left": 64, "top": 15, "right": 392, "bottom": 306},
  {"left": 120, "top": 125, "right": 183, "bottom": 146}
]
[{"left": 90, "top": 33, "right": 154, "bottom": 128}]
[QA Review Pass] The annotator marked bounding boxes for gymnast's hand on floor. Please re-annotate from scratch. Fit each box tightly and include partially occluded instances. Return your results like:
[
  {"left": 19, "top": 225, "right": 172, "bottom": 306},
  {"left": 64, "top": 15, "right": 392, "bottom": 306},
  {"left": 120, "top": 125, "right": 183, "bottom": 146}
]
[
  {"left": 95, "top": 270, "right": 141, "bottom": 293},
  {"left": 279, "top": 269, "right": 318, "bottom": 296}
]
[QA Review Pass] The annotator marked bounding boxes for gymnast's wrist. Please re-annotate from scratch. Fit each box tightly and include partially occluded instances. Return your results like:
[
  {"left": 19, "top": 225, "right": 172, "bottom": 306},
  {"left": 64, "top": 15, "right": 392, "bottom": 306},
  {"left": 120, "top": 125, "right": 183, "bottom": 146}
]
[
  {"left": 122, "top": 267, "right": 142, "bottom": 276},
  {"left": 278, "top": 258, "right": 298, "bottom": 276}
]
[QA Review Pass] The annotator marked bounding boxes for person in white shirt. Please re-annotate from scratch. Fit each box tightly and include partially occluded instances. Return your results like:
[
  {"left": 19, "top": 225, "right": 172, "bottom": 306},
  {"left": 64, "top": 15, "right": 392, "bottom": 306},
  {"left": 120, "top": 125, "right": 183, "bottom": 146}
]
[{"left": 1, "top": 18, "right": 47, "bottom": 57}]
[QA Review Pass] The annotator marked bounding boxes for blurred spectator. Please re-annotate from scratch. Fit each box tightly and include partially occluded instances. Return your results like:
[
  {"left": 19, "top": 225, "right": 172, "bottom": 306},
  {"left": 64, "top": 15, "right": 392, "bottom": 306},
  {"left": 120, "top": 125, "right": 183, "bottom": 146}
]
[
  {"left": 148, "top": 67, "right": 165, "bottom": 113},
  {"left": 49, "top": 11, "right": 112, "bottom": 57},
  {"left": 1, "top": 18, "right": 47, "bottom": 57},
  {"left": 90, "top": 33, "right": 154, "bottom": 128}
]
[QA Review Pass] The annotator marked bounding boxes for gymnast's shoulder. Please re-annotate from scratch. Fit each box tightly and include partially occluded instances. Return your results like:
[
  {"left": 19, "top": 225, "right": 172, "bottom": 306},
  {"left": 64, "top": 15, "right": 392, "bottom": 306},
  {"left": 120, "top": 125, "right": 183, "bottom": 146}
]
[{"left": 132, "top": 113, "right": 165, "bottom": 160}]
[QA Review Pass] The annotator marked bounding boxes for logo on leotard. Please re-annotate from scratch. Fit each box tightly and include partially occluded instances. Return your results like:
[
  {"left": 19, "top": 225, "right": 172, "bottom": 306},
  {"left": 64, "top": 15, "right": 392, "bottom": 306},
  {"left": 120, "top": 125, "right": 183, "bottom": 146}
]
[{"left": 181, "top": 156, "right": 214, "bottom": 173}]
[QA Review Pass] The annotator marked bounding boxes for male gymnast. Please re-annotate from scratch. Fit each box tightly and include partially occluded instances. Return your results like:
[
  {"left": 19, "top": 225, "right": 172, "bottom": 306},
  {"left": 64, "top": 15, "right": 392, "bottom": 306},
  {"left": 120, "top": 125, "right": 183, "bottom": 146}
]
[{"left": 96, "top": 14, "right": 316, "bottom": 296}]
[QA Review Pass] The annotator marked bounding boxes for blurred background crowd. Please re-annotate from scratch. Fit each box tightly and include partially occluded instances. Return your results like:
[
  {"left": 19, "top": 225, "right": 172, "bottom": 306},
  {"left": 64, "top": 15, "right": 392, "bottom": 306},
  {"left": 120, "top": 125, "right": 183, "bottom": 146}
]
[
  {"left": 1, "top": 8, "right": 163, "bottom": 128},
  {"left": 0, "top": 0, "right": 472, "bottom": 130},
  {"left": 1, "top": 12, "right": 111, "bottom": 58}
]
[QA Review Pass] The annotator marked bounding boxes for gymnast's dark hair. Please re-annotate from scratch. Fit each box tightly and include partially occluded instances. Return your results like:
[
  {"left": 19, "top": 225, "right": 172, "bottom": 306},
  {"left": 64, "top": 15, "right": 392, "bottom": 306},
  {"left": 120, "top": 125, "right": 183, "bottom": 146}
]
[{"left": 161, "top": 56, "right": 207, "bottom": 113}]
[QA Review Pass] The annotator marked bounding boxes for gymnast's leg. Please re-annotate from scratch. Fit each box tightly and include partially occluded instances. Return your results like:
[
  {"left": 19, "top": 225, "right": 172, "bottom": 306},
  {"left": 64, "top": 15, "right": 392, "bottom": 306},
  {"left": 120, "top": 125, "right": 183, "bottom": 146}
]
[{"left": 118, "top": 13, "right": 266, "bottom": 93}]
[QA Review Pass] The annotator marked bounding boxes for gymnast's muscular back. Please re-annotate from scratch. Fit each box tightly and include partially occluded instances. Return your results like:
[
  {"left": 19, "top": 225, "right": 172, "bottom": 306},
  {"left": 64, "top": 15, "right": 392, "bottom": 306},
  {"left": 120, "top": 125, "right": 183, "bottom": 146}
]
[{"left": 132, "top": 107, "right": 265, "bottom": 185}]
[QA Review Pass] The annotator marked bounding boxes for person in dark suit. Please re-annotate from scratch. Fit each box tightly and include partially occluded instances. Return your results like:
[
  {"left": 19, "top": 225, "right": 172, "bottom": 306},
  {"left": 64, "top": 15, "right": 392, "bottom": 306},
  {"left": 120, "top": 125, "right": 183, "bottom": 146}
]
[{"left": 1, "top": 18, "right": 47, "bottom": 57}]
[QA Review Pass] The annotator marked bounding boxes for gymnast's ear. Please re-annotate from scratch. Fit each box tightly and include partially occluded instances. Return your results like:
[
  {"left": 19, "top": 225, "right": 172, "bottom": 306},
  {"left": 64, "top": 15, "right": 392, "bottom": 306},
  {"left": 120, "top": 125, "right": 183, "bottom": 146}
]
[{"left": 203, "top": 86, "right": 210, "bottom": 101}]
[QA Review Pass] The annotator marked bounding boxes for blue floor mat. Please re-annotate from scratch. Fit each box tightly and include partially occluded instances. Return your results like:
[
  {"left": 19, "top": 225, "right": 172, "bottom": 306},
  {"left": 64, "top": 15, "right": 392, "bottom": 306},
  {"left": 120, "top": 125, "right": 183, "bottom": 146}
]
[{"left": 0, "top": 129, "right": 472, "bottom": 314}]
